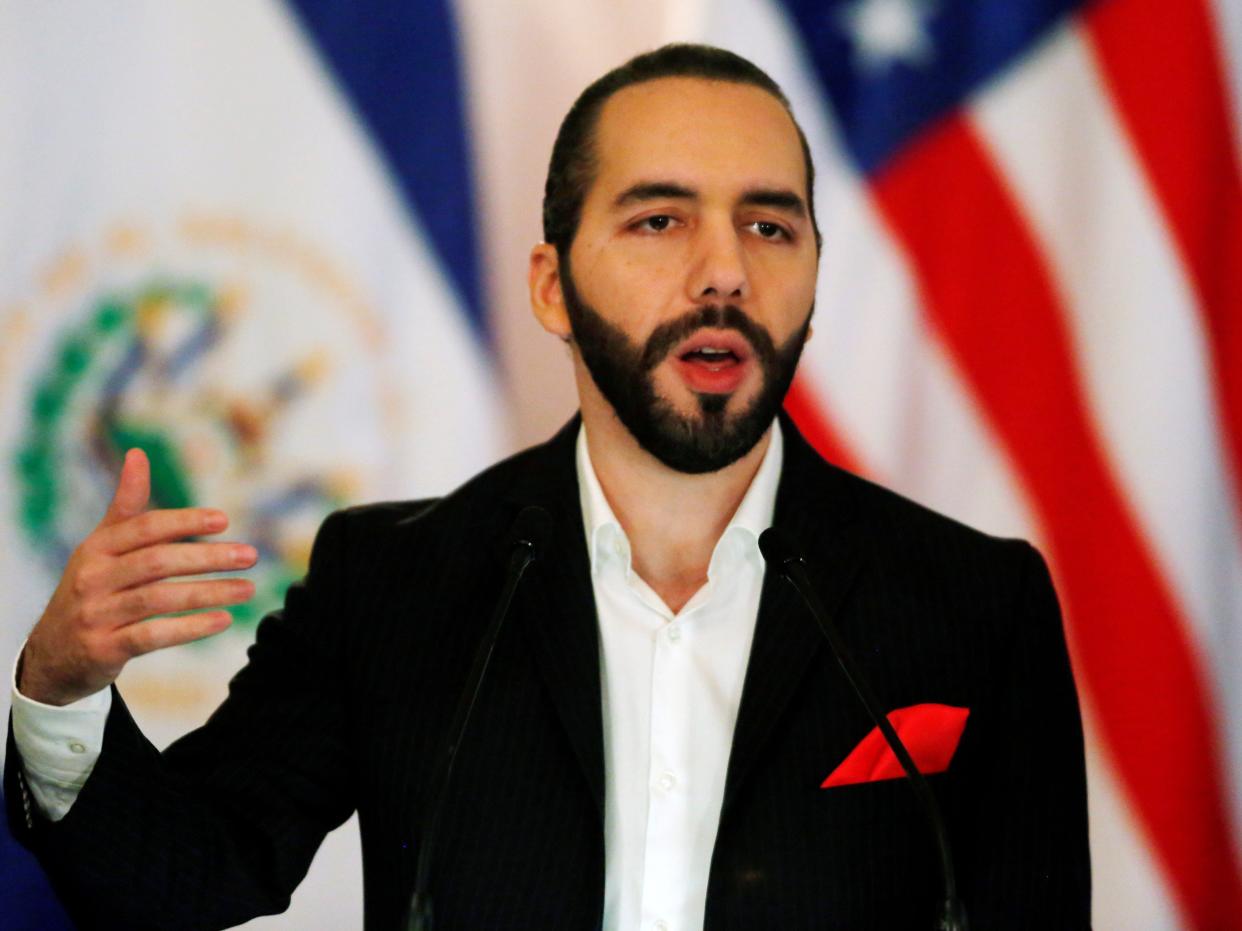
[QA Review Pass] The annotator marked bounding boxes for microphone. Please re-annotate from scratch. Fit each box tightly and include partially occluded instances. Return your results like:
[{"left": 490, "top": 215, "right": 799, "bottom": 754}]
[
  {"left": 407, "top": 505, "right": 554, "bottom": 931},
  {"left": 757, "top": 527, "right": 969, "bottom": 931}
]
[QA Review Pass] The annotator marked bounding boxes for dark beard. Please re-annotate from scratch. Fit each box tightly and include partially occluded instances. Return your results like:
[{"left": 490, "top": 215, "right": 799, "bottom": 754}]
[{"left": 561, "top": 263, "right": 811, "bottom": 474}]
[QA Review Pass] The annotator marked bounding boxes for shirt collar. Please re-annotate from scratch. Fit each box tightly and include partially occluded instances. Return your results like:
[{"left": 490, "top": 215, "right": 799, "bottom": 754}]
[{"left": 575, "top": 419, "right": 784, "bottom": 577}]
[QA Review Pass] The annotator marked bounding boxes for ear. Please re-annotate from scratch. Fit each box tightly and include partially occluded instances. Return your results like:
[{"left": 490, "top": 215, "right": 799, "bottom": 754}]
[{"left": 529, "top": 243, "right": 572, "bottom": 340}]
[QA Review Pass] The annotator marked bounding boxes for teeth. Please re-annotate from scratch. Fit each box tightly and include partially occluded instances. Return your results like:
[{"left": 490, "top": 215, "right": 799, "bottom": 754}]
[{"left": 698, "top": 347, "right": 729, "bottom": 355}]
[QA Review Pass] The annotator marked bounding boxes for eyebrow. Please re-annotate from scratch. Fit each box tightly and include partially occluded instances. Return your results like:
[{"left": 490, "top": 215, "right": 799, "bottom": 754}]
[
  {"left": 739, "top": 188, "right": 807, "bottom": 217},
  {"left": 613, "top": 182, "right": 696, "bottom": 207},
  {"left": 612, "top": 181, "right": 807, "bottom": 218}
]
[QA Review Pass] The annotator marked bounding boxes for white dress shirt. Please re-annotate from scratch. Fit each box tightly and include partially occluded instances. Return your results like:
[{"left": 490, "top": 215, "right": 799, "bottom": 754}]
[
  {"left": 580, "top": 423, "right": 781, "bottom": 931},
  {"left": 11, "top": 421, "right": 783, "bottom": 931}
]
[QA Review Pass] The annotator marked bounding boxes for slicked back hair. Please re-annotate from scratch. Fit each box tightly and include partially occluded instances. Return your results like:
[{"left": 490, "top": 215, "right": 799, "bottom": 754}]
[{"left": 541, "top": 43, "right": 822, "bottom": 259}]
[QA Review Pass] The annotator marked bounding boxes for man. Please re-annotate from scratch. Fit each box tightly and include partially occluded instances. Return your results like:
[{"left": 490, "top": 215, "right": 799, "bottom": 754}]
[{"left": 7, "top": 45, "right": 1090, "bottom": 929}]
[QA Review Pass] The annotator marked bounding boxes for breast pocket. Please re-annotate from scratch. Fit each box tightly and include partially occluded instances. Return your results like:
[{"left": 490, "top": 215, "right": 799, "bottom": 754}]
[{"left": 815, "top": 771, "right": 947, "bottom": 828}]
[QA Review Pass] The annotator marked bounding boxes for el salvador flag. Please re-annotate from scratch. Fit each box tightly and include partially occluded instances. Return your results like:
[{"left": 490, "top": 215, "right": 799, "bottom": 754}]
[
  {"left": 0, "top": 0, "right": 500, "bottom": 926},
  {"left": 0, "top": 796, "right": 73, "bottom": 930}
]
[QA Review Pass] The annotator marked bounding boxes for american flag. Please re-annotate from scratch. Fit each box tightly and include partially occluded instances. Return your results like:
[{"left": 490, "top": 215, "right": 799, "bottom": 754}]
[{"left": 733, "top": 0, "right": 1242, "bottom": 926}]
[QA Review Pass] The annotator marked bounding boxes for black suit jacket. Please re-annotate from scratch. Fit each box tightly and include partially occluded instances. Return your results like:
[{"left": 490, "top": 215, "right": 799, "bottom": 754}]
[{"left": 6, "top": 414, "right": 1090, "bottom": 929}]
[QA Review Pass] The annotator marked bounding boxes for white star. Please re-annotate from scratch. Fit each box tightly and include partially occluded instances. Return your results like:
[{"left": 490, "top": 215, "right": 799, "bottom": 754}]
[{"left": 837, "top": 0, "right": 938, "bottom": 74}]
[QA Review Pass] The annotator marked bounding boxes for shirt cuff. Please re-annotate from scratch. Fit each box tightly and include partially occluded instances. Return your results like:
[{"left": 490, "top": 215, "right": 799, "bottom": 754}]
[{"left": 10, "top": 647, "right": 111, "bottom": 821}]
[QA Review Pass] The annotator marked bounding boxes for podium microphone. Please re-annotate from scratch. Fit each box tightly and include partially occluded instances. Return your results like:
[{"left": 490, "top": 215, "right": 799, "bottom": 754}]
[
  {"left": 758, "top": 527, "right": 968, "bottom": 931},
  {"left": 407, "top": 505, "right": 554, "bottom": 931}
]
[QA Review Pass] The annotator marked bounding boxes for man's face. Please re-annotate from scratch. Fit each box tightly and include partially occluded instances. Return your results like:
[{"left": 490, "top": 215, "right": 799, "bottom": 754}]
[{"left": 561, "top": 77, "right": 819, "bottom": 473}]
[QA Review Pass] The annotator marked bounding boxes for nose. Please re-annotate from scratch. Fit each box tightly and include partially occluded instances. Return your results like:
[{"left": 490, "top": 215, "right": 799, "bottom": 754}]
[{"left": 686, "top": 219, "right": 749, "bottom": 303}]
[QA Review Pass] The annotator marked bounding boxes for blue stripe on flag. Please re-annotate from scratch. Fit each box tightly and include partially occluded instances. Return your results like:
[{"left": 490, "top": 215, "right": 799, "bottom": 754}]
[
  {"left": 0, "top": 790, "right": 74, "bottom": 930},
  {"left": 776, "top": 0, "right": 1086, "bottom": 173},
  {"left": 284, "top": 0, "right": 488, "bottom": 339}
]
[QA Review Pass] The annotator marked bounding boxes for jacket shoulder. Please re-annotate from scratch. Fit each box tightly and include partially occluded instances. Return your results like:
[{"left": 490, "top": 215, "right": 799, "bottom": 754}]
[
  {"left": 839, "top": 467, "right": 1050, "bottom": 616},
  {"left": 318, "top": 424, "right": 575, "bottom": 545},
  {"left": 786, "top": 438, "right": 1041, "bottom": 590},
  {"left": 848, "top": 468, "right": 1029, "bottom": 553}
]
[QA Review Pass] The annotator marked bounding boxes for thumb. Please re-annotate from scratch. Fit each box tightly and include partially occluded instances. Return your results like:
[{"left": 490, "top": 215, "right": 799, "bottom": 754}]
[{"left": 101, "top": 448, "right": 151, "bottom": 526}]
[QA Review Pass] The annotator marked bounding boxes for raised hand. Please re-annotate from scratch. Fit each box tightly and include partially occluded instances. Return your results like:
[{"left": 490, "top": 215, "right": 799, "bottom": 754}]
[{"left": 18, "top": 448, "right": 257, "bottom": 706}]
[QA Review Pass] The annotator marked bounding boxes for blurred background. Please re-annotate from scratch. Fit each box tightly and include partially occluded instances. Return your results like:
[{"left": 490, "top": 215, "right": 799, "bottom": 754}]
[{"left": 1, "top": 0, "right": 1239, "bottom": 927}]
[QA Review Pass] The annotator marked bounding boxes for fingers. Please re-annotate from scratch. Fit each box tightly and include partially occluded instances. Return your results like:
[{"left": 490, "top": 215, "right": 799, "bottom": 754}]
[
  {"left": 99, "top": 578, "right": 256, "bottom": 629},
  {"left": 25, "top": 454, "right": 255, "bottom": 703},
  {"left": 93, "top": 507, "right": 229, "bottom": 557},
  {"left": 122, "top": 610, "right": 234, "bottom": 658},
  {"left": 100, "top": 448, "right": 151, "bottom": 527},
  {"left": 103, "top": 542, "right": 259, "bottom": 592}
]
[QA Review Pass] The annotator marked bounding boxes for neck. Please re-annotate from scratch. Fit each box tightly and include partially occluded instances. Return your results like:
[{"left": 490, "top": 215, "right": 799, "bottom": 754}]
[{"left": 579, "top": 377, "right": 772, "bottom": 613}]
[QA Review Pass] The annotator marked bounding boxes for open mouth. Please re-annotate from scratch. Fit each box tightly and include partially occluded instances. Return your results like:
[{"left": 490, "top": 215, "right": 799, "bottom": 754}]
[
  {"left": 680, "top": 346, "right": 741, "bottom": 368},
  {"left": 674, "top": 329, "right": 752, "bottom": 365},
  {"left": 672, "top": 330, "right": 753, "bottom": 394}
]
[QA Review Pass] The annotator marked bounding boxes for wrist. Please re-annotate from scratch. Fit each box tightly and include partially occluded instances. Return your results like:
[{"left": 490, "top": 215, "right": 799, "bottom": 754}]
[{"left": 16, "top": 640, "right": 79, "bottom": 707}]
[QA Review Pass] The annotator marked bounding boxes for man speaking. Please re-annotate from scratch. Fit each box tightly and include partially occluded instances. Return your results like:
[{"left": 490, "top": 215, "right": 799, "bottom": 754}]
[{"left": 7, "top": 45, "right": 1090, "bottom": 929}]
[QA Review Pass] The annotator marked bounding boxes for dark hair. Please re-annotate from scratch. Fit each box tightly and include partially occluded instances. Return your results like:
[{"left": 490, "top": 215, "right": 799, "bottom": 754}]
[{"left": 541, "top": 43, "right": 822, "bottom": 257}]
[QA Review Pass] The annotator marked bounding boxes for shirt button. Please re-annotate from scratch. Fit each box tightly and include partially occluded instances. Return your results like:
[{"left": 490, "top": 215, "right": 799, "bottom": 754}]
[
  {"left": 68, "top": 742, "right": 86, "bottom": 754},
  {"left": 658, "top": 771, "right": 677, "bottom": 792},
  {"left": 654, "top": 922, "right": 669, "bottom": 931},
  {"left": 666, "top": 625, "right": 681, "bottom": 643}
]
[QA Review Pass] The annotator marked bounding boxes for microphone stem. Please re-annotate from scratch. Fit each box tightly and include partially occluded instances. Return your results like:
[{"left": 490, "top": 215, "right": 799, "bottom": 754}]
[
  {"left": 781, "top": 558, "right": 967, "bottom": 931},
  {"left": 408, "top": 543, "right": 537, "bottom": 931}
]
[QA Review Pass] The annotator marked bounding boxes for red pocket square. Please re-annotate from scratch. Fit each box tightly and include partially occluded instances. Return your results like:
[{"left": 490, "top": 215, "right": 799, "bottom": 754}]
[{"left": 822, "top": 703, "right": 970, "bottom": 788}]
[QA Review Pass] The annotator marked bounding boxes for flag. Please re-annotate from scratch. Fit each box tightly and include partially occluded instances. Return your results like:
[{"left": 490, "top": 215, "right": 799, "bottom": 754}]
[
  {"left": 0, "top": 791, "right": 73, "bottom": 931},
  {"left": 698, "top": 0, "right": 1242, "bottom": 926},
  {"left": 0, "top": 1, "right": 501, "bottom": 926}
]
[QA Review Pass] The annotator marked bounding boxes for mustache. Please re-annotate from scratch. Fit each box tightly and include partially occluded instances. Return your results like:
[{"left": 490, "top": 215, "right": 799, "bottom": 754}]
[{"left": 639, "top": 304, "right": 777, "bottom": 372}]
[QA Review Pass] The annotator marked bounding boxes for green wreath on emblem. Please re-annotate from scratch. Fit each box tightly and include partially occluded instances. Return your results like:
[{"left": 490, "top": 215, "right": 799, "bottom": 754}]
[{"left": 14, "top": 280, "right": 343, "bottom": 632}]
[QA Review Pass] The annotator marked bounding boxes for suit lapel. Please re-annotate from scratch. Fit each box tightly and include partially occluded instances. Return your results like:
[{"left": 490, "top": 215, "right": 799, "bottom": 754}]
[
  {"left": 504, "top": 417, "right": 605, "bottom": 814},
  {"left": 719, "top": 416, "right": 867, "bottom": 817},
  {"left": 494, "top": 414, "right": 868, "bottom": 820}
]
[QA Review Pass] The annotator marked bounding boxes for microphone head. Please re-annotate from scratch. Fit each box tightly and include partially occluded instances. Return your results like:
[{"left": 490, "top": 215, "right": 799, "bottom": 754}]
[
  {"left": 758, "top": 526, "right": 802, "bottom": 570},
  {"left": 505, "top": 505, "right": 554, "bottom": 561}
]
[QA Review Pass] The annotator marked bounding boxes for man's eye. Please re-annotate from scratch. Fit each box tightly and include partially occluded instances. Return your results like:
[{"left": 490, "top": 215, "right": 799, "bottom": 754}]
[
  {"left": 637, "top": 215, "right": 674, "bottom": 232},
  {"left": 752, "top": 221, "right": 788, "bottom": 240}
]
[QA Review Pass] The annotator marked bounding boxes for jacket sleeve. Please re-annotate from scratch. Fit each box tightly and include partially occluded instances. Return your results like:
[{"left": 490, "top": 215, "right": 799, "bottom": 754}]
[
  {"left": 958, "top": 542, "right": 1092, "bottom": 928},
  {"left": 4, "top": 508, "right": 359, "bottom": 931}
]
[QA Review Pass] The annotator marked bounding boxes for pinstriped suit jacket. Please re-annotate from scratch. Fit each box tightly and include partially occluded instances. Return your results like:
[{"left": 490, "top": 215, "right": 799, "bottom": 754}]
[{"left": 5, "top": 414, "right": 1090, "bottom": 929}]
